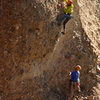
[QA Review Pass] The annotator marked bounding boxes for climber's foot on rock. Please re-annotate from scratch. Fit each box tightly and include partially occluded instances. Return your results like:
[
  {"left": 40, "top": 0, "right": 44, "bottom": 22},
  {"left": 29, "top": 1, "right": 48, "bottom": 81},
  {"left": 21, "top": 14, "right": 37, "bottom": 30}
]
[
  {"left": 61, "top": 29, "right": 65, "bottom": 35},
  {"left": 61, "top": 32, "right": 65, "bottom": 35},
  {"left": 61, "top": 31, "right": 65, "bottom": 35}
]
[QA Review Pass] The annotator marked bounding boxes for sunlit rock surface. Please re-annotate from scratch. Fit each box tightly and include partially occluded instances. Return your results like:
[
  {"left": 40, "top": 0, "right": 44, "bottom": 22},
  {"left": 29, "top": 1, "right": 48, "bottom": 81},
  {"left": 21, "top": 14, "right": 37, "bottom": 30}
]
[{"left": 0, "top": 0, "right": 100, "bottom": 100}]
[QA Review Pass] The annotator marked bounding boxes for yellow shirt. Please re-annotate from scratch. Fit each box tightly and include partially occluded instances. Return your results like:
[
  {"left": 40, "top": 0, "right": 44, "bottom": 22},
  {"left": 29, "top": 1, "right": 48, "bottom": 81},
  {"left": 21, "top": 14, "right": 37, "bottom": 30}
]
[{"left": 64, "top": 4, "right": 74, "bottom": 14}]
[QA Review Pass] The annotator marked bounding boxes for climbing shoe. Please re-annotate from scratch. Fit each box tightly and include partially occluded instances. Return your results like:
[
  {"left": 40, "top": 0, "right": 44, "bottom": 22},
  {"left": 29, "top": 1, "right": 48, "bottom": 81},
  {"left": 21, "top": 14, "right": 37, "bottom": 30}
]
[{"left": 61, "top": 32, "right": 65, "bottom": 35}]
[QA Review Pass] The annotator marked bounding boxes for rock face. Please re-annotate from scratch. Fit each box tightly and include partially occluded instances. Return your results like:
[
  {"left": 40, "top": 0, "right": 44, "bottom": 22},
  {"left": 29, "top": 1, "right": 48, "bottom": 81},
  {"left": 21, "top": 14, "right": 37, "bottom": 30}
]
[{"left": 0, "top": 0, "right": 100, "bottom": 100}]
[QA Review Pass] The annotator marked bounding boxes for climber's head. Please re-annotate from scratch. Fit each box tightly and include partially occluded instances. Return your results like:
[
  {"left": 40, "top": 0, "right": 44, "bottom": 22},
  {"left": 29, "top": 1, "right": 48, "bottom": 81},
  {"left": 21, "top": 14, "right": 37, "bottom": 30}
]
[
  {"left": 75, "top": 65, "right": 81, "bottom": 71},
  {"left": 67, "top": 0, "right": 73, "bottom": 5}
]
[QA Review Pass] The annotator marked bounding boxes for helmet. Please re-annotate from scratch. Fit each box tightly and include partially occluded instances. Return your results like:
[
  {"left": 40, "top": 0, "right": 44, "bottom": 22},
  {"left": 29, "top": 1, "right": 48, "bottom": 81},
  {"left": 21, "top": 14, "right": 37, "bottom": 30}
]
[
  {"left": 76, "top": 65, "right": 81, "bottom": 71},
  {"left": 67, "top": 0, "right": 73, "bottom": 5}
]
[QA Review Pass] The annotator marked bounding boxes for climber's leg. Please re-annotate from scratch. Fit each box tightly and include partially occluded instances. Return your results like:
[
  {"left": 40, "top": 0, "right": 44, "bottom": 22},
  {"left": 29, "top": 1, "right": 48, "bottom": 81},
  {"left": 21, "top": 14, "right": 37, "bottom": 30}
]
[
  {"left": 62, "top": 14, "right": 72, "bottom": 34},
  {"left": 76, "top": 79, "right": 81, "bottom": 93},
  {"left": 77, "top": 83, "right": 81, "bottom": 92},
  {"left": 62, "top": 14, "right": 69, "bottom": 21},
  {"left": 58, "top": 14, "right": 70, "bottom": 26},
  {"left": 63, "top": 15, "right": 72, "bottom": 30}
]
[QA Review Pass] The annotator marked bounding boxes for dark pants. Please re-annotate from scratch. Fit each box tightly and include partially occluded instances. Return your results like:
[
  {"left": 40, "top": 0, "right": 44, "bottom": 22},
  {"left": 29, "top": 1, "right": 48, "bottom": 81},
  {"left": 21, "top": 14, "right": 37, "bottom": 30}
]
[{"left": 62, "top": 14, "right": 72, "bottom": 30}]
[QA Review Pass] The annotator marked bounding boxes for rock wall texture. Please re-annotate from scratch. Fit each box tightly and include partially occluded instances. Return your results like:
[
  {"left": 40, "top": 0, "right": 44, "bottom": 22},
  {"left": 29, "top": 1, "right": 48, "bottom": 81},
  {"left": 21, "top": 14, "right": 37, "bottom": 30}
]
[{"left": 0, "top": 0, "right": 100, "bottom": 100}]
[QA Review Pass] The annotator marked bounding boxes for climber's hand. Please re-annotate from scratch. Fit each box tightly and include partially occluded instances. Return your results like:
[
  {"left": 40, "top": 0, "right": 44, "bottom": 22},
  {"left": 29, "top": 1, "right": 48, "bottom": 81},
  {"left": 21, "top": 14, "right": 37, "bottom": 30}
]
[
  {"left": 68, "top": 72, "right": 71, "bottom": 79},
  {"left": 69, "top": 72, "right": 71, "bottom": 76}
]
